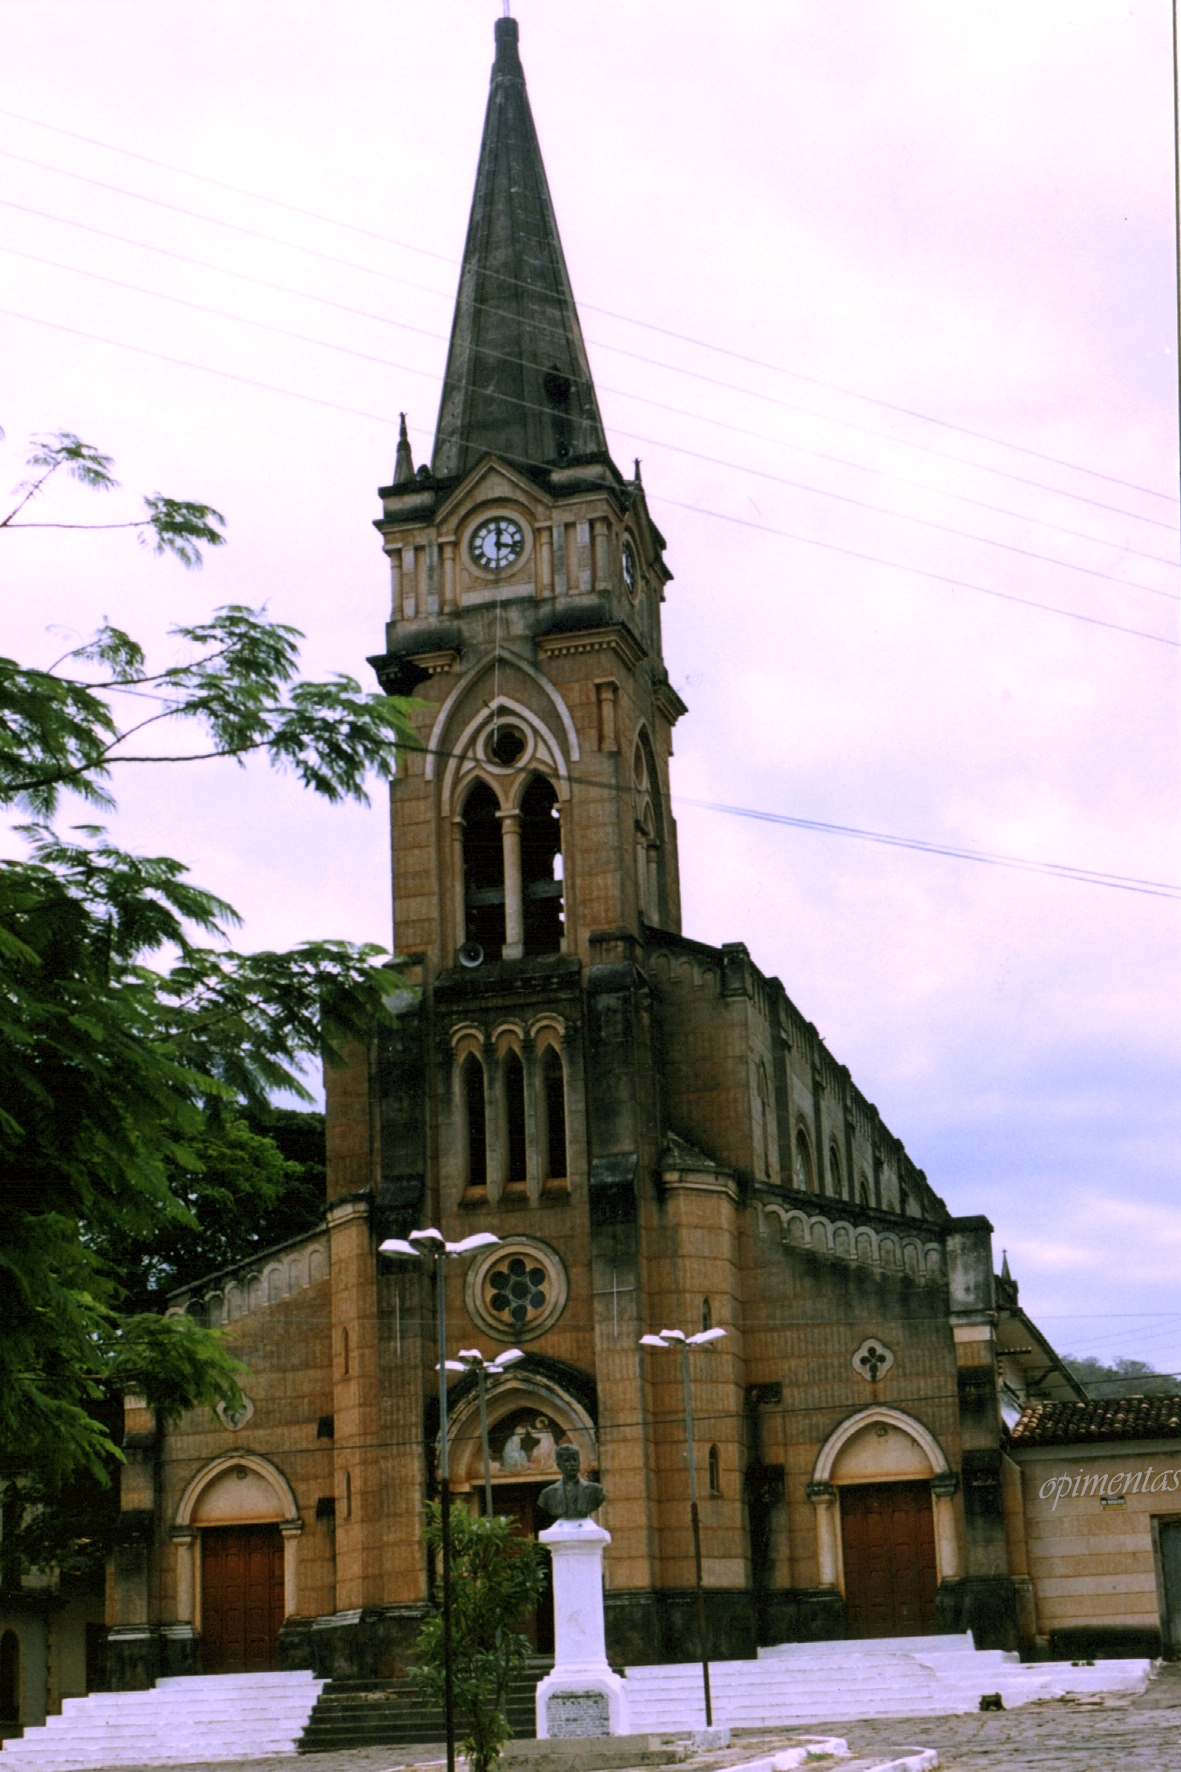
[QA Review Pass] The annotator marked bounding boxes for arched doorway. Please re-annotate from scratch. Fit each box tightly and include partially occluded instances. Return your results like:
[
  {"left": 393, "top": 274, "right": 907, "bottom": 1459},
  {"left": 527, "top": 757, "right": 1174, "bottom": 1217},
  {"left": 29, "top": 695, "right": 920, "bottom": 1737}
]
[
  {"left": 446, "top": 1377, "right": 598, "bottom": 1658},
  {"left": 0, "top": 1630, "right": 19, "bottom": 1727},
  {"left": 810, "top": 1407, "right": 960, "bottom": 1640},
  {"left": 175, "top": 1456, "right": 302, "bottom": 1674}
]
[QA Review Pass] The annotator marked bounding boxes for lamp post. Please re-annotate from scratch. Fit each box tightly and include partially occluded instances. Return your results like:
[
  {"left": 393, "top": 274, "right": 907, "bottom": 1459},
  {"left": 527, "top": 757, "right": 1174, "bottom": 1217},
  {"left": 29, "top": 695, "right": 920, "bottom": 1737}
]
[
  {"left": 456, "top": 1347, "right": 525, "bottom": 1517},
  {"left": 379, "top": 1228, "right": 501, "bottom": 1772},
  {"left": 639, "top": 1325, "right": 727, "bottom": 1728}
]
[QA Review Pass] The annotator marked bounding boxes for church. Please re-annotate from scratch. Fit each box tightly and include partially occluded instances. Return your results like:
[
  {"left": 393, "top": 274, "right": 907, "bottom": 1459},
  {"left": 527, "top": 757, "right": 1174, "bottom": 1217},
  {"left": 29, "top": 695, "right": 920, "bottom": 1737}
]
[{"left": 105, "top": 14, "right": 1091, "bottom": 1697}]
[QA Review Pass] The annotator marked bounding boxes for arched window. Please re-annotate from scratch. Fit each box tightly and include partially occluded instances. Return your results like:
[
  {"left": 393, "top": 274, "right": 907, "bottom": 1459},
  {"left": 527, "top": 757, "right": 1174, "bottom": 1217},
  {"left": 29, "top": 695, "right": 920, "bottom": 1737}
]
[
  {"left": 462, "top": 1053, "right": 488, "bottom": 1190},
  {"left": 859, "top": 1173, "right": 871, "bottom": 1207},
  {"left": 520, "top": 777, "right": 563, "bottom": 955},
  {"left": 0, "top": 1630, "right": 19, "bottom": 1725},
  {"left": 708, "top": 1445, "right": 721, "bottom": 1495},
  {"left": 503, "top": 1049, "right": 528, "bottom": 1186},
  {"left": 462, "top": 781, "right": 506, "bottom": 955},
  {"left": 829, "top": 1143, "right": 842, "bottom": 1199},
  {"left": 757, "top": 1064, "right": 772, "bottom": 1179},
  {"left": 701, "top": 1297, "right": 712, "bottom": 1332},
  {"left": 632, "top": 736, "right": 664, "bottom": 925},
  {"left": 540, "top": 1045, "right": 567, "bottom": 1181},
  {"left": 794, "top": 1128, "right": 814, "bottom": 1193}
]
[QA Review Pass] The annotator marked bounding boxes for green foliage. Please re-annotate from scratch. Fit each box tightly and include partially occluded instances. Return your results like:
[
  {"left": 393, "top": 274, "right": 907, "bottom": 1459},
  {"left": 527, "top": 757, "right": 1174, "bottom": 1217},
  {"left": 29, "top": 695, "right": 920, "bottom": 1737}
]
[
  {"left": 1062, "top": 1355, "right": 1178, "bottom": 1398},
  {"left": 2, "top": 431, "right": 224, "bottom": 570},
  {"left": 107, "top": 1112, "right": 326, "bottom": 1310},
  {"left": 0, "top": 427, "right": 422, "bottom": 1494},
  {"left": 413, "top": 1505, "right": 547, "bottom": 1772}
]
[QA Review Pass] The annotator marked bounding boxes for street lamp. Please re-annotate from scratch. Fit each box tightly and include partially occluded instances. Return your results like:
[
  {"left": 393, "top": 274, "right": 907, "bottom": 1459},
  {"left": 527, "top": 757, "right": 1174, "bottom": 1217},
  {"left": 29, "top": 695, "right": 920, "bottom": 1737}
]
[
  {"left": 640, "top": 1325, "right": 727, "bottom": 1727},
  {"left": 456, "top": 1347, "right": 526, "bottom": 1518},
  {"left": 379, "top": 1228, "right": 501, "bottom": 1772}
]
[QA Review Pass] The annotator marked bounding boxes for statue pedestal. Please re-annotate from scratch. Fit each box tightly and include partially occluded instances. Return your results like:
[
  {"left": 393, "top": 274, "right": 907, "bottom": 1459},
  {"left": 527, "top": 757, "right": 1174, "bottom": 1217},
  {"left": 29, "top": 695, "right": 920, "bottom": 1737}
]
[{"left": 535, "top": 1520, "right": 629, "bottom": 1739}]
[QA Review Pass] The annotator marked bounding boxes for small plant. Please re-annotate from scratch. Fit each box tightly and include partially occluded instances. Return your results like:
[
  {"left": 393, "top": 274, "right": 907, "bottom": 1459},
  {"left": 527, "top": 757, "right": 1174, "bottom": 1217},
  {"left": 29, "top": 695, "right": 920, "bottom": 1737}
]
[{"left": 412, "top": 1503, "right": 547, "bottom": 1772}]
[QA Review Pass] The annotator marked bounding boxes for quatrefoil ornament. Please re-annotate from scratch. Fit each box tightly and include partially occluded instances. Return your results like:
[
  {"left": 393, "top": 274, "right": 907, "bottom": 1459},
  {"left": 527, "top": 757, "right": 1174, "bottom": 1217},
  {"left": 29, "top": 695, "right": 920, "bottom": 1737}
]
[{"left": 852, "top": 1338, "right": 895, "bottom": 1384}]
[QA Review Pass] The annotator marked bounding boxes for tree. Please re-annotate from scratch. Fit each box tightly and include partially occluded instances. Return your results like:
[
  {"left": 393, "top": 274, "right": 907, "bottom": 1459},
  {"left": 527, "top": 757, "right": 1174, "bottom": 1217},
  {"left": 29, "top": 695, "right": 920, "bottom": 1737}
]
[
  {"left": 1, "top": 428, "right": 419, "bottom": 1499},
  {"left": 1062, "top": 1356, "right": 1179, "bottom": 1399},
  {"left": 412, "top": 1506, "right": 547, "bottom": 1772}
]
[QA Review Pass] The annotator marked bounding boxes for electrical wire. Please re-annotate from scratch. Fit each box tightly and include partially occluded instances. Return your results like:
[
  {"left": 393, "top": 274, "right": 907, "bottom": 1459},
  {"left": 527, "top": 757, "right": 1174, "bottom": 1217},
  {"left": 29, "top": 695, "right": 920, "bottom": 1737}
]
[
  {"left": 8, "top": 302, "right": 1175, "bottom": 653},
  {"left": 0, "top": 109, "right": 1174, "bottom": 508},
  {"left": 5, "top": 234, "right": 1175, "bottom": 609},
  {"left": 655, "top": 497, "right": 1179, "bottom": 648},
  {"left": 5, "top": 200, "right": 1177, "bottom": 571}
]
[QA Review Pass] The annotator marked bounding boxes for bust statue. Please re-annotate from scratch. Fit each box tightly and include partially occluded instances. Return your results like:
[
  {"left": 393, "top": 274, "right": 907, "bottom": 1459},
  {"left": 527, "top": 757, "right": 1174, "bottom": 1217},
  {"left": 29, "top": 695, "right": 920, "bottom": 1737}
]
[{"left": 538, "top": 1442, "right": 604, "bottom": 1521}]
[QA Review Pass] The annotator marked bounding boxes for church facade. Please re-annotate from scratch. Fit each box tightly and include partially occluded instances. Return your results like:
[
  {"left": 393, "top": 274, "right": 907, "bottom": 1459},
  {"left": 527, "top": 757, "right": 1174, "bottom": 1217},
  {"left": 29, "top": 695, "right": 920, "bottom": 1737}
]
[{"left": 106, "top": 16, "right": 1088, "bottom": 1693}]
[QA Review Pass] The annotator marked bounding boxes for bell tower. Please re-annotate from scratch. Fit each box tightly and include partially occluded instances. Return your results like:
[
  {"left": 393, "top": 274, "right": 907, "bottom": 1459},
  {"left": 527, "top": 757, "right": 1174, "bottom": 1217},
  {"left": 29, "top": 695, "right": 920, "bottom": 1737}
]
[{"left": 369, "top": 14, "right": 686, "bottom": 976}]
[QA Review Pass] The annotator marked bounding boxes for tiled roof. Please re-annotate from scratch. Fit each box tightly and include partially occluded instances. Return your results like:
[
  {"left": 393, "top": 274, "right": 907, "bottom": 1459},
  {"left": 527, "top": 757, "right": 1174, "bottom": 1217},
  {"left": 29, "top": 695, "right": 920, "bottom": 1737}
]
[{"left": 1011, "top": 1395, "right": 1181, "bottom": 1446}]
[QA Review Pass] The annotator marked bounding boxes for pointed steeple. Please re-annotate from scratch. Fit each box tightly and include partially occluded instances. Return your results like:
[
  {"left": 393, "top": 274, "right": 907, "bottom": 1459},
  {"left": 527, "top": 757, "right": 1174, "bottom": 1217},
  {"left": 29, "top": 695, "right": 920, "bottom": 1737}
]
[{"left": 431, "top": 16, "right": 610, "bottom": 481}]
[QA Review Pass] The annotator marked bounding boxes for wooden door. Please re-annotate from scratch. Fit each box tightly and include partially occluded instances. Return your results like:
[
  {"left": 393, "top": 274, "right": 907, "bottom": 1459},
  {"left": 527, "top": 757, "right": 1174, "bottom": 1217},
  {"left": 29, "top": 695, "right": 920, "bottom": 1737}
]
[
  {"left": 1160, "top": 1519, "right": 1181, "bottom": 1654},
  {"left": 840, "top": 1481, "right": 939, "bottom": 1638},
  {"left": 483, "top": 1483, "right": 554, "bottom": 1657},
  {"left": 201, "top": 1525, "right": 285, "bottom": 1672}
]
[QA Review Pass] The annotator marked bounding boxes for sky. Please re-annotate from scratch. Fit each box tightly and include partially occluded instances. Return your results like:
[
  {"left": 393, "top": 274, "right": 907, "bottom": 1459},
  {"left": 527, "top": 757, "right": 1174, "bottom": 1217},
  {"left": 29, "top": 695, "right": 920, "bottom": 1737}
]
[{"left": 2, "top": 2, "right": 1178, "bottom": 1375}]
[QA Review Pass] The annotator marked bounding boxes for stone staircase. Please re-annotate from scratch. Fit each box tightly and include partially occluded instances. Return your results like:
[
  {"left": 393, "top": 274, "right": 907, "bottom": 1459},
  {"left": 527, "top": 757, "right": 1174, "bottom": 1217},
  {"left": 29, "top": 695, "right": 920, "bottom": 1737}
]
[
  {"left": 297, "top": 1664, "right": 546, "bottom": 1753},
  {"left": 0, "top": 1671, "right": 325, "bottom": 1769},
  {"left": 620, "top": 1634, "right": 1155, "bottom": 1731}
]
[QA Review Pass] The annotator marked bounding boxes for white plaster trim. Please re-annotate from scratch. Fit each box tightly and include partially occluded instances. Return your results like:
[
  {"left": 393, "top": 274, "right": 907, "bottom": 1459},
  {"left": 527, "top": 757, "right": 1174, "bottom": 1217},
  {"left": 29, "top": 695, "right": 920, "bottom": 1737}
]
[
  {"left": 425, "top": 661, "right": 579, "bottom": 781},
  {"left": 813, "top": 1407, "right": 950, "bottom": 1484},
  {"left": 440, "top": 697, "right": 571, "bottom": 815},
  {"left": 446, "top": 1374, "right": 597, "bottom": 1489},
  {"left": 176, "top": 1452, "right": 299, "bottom": 1529}
]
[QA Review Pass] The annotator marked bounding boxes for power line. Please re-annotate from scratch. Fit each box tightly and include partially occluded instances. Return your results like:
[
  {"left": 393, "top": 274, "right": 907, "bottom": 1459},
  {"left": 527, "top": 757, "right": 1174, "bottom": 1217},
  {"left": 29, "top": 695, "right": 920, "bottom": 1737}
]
[
  {"left": 0, "top": 108, "right": 1174, "bottom": 508},
  {"left": 5, "top": 235, "right": 1174, "bottom": 609},
  {"left": 672, "top": 799, "right": 1181, "bottom": 899},
  {"left": 656, "top": 497, "right": 1179, "bottom": 649},
  {"left": 2, "top": 310, "right": 1175, "bottom": 652},
  {"left": 3, "top": 154, "right": 1179, "bottom": 538},
  {"left": 3, "top": 183, "right": 1177, "bottom": 548}
]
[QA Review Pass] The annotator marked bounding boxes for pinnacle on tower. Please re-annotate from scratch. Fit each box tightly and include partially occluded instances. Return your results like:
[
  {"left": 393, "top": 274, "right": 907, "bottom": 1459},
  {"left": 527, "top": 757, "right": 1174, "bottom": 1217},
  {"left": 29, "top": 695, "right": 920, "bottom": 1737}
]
[
  {"left": 393, "top": 413, "right": 415, "bottom": 485},
  {"left": 430, "top": 16, "right": 611, "bottom": 482}
]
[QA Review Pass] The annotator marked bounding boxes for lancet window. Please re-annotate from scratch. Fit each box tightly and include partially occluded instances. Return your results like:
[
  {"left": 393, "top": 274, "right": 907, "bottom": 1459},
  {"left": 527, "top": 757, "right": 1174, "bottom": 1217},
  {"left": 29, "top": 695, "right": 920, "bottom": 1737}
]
[
  {"left": 462, "top": 1053, "right": 488, "bottom": 1190},
  {"left": 794, "top": 1128, "right": 814, "bottom": 1194},
  {"left": 632, "top": 735, "right": 664, "bottom": 925},
  {"left": 539, "top": 1044, "right": 567, "bottom": 1181},
  {"left": 829, "top": 1142, "right": 843, "bottom": 1199},
  {"left": 502, "top": 1049, "right": 528, "bottom": 1187}
]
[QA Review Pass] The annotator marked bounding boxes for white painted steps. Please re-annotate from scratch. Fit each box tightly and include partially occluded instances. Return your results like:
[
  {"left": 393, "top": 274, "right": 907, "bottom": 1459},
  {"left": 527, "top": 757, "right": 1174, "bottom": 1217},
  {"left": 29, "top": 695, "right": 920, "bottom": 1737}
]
[
  {"left": 622, "top": 1634, "right": 1154, "bottom": 1731},
  {"left": 0, "top": 1671, "right": 325, "bottom": 1770}
]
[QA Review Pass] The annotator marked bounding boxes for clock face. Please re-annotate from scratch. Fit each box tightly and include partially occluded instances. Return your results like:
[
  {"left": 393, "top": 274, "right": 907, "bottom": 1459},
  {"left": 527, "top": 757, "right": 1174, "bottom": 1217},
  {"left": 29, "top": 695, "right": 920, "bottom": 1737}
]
[
  {"left": 621, "top": 538, "right": 637, "bottom": 596},
  {"left": 470, "top": 516, "right": 525, "bottom": 571}
]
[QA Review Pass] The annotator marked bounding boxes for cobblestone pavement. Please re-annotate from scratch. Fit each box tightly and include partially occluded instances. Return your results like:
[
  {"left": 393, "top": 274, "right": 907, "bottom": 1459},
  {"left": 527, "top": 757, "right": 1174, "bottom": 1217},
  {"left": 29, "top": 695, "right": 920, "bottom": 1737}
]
[{"left": 66, "top": 1664, "right": 1181, "bottom": 1772}]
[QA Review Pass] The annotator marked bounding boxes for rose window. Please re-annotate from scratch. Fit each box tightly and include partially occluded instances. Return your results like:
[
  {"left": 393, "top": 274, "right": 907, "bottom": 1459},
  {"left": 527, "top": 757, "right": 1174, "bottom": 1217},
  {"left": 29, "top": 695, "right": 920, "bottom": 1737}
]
[
  {"left": 488, "top": 1256, "right": 547, "bottom": 1328},
  {"left": 466, "top": 1237, "right": 567, "bottom": 1342}
]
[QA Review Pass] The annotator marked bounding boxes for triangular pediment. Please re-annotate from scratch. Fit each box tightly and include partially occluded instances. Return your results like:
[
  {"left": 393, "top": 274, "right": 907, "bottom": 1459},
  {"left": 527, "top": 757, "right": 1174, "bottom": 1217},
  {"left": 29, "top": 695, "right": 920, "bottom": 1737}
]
[{"left": 435, "top": 455, "right": 549, "bottom": 529}]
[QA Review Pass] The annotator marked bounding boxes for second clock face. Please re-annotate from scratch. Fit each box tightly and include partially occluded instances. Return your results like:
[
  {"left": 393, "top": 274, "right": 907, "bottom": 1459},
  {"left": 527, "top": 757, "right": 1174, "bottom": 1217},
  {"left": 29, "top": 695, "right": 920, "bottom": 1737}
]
[{"left": 470, "top": 516, "right": 525, "bottom": 571}]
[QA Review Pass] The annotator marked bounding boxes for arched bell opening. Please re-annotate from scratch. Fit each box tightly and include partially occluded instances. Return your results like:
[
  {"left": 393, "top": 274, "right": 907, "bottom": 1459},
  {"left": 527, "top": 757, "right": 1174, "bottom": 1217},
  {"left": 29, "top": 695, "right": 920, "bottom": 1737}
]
[
  {"left": 462, "top": 780, "right": 507, "bottom": 956},
  {"left": 520, "top": 776, "right": 563, "bottom": 955}
]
